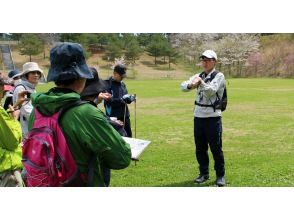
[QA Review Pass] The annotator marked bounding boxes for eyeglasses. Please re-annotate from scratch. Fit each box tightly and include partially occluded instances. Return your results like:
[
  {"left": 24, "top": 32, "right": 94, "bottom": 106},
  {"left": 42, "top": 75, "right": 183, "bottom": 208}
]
[{"left": 28, "top": 71, "right": 42, "bottom": 76}]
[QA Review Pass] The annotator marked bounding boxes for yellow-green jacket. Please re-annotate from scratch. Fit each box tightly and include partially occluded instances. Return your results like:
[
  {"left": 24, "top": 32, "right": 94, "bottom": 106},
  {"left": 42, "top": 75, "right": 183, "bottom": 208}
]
[{"left": 0, "top": 106, "right": 23, "bottom": 173}]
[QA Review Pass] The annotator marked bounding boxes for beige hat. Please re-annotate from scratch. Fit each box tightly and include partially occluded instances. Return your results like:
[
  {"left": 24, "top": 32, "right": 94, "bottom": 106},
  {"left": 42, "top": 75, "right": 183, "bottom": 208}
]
[{"left": 15, "top": 62, "right": 44, "bottom": 78}]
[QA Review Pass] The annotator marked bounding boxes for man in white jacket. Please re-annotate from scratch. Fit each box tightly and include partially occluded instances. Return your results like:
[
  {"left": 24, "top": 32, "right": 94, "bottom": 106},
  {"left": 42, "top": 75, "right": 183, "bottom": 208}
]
[
  {"left": 13, "top": 62, "right": 43, "bottom": 137},
  {"left": 181, "top": 50, "right": 226, "bottom": 186}
]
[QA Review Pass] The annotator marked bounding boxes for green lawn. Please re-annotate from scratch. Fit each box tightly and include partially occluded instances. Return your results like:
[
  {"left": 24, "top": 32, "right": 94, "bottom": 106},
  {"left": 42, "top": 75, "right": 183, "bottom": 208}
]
[{"left": 37, "top": 78, "right": 294, "bottom": 186}]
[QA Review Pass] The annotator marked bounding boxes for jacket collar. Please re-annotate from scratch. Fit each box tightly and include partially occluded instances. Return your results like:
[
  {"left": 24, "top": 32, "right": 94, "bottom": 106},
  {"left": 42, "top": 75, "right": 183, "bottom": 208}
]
[{"left": 21, "top": 80, "right": 37, "bottom": 90}]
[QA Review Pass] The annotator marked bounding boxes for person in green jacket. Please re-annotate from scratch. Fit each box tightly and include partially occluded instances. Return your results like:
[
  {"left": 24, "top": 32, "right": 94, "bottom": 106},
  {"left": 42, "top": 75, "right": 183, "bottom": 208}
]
[
  {"left": 28, "top": 42, "right": 132, "bottom": 187},
  {"left": 0, "top": 78, "right": 29, "bottom": 187}
]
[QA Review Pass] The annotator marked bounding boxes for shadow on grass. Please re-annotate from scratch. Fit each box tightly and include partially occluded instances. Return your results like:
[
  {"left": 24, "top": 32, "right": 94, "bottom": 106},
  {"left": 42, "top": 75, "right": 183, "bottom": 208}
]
[{"left": 157, "top": 180, "right": 218, "bottom": 187}]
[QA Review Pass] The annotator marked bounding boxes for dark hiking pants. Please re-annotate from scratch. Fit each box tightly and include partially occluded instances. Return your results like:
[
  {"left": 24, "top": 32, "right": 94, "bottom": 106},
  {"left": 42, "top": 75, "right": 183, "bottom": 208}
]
[{"left": 194, "top": 117, "right": 225, "bottom": 177}]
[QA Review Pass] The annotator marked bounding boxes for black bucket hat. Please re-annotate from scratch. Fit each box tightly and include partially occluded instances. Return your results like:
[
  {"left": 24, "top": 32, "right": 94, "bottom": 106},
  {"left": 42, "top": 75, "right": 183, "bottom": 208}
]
[
  {"left": 47, "top": 42, "right": 93, "bottom": 82},
  {"left": 114, "top": 64, "right": 127, "bottom": 77},
  {"left": 80, "top": 67, "right": 107, "bottom": 97}
]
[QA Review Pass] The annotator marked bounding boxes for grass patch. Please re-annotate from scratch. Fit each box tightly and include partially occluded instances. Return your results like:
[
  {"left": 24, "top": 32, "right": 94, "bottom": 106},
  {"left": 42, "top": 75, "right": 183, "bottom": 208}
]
[{"left": 37, "top": 78, "right": 294, "bottom": 186}]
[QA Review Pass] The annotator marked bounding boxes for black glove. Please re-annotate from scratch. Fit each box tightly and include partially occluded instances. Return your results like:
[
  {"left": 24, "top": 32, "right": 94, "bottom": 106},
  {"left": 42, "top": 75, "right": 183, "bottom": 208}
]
[{"left": 122, "top": 94, "right": 136, "bottom": 104}]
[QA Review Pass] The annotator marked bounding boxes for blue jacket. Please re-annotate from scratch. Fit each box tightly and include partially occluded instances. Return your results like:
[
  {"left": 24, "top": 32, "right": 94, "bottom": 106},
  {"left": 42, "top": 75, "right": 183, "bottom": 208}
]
[{"left": 104, "top": 77, "right": 130, "bottom": 119}]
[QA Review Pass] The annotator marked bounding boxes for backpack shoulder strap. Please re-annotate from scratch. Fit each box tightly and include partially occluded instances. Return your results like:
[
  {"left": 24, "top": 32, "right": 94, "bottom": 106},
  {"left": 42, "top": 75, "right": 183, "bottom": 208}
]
[
  {"left": 13, "top": 84, "right": 27, "bottom": 92},
  {"left": 208, "top": 71, "right": 219, "bottom": 81},
  {"left": 199, "top": 71, "right": 206, "bottom": 80},
  {"left": 199, "top": 71, "right": 219, "bottom": 82}
]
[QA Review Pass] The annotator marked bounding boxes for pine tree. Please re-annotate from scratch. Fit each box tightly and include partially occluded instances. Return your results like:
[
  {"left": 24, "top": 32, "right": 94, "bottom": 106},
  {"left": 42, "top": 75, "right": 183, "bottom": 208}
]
[{"left": 19, "top": 34, "right": 43, "bottom": 62}]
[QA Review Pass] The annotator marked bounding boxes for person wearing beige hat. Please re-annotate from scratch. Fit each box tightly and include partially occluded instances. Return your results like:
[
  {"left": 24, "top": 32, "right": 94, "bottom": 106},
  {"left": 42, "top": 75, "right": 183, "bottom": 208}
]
[{"left": 13, "top": 62, "right": 44, "bottom": 137}]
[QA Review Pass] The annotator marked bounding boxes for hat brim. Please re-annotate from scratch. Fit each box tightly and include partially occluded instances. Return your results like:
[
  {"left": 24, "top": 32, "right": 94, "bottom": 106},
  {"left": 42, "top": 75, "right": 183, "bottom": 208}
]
[
  {"left": 20, "top": 68, "right": 43, "bottom": 76},
  {"left": 47, "top": 63, "right": 93, "bottom": 82},
  {"left": 200, "top": 55, "right": 216, "bottom": 60},
  {"left": 16, "top": 68, "right": 45, "bottom": 80},
  {"left": 12, "top": 72, "right": 22, "bottom": 79},
  {"left": 80, "top": 79, "right": 108, "bottom": 97}
]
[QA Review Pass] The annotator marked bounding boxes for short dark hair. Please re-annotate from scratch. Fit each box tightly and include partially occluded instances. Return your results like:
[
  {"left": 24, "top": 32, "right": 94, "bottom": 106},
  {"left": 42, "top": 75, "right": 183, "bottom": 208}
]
[{"left": 81, "top": 94, "right": 96, "bottom": 101}]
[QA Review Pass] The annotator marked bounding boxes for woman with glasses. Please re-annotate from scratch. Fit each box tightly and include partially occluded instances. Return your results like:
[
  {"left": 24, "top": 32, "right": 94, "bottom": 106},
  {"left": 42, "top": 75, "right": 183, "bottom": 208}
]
[{"left": 12, "top": 62, "right": 44, "bottom": 137}]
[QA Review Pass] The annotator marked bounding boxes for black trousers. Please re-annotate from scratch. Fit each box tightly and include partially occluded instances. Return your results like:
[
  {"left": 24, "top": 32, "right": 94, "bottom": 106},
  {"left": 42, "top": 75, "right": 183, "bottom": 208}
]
[
  {"left": 118, "top": 117, "right": 132, "bottom": 138},
  {"left": 194, "top": 117, "right": 225, "bottom": 177}
]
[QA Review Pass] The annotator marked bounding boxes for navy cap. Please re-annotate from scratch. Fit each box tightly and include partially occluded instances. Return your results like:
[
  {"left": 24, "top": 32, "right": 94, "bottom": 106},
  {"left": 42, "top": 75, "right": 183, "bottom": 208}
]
[
  {"left": 8, "top": 69, "right": 20, "bottom": 79},
  {"left": 114, "top": 64, "right": 127, "bottom": 76},
  {"left": 47, "top": 42, "right": 93, "bottom": 82}
]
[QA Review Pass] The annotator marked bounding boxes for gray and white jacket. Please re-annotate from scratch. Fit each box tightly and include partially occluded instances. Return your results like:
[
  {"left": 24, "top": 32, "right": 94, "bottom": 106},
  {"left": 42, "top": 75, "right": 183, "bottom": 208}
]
[
  {"left": 181, "top": 68, "right": 226, "bottom": 118},
  {"left": 13, "top": 80, "right": 37, "bottom": 137}
]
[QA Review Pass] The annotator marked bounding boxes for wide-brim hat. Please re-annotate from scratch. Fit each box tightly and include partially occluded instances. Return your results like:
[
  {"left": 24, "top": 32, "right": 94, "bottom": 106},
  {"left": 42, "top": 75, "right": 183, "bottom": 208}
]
[
  {"left": 15, "top": 62, "right": 44, "bottom": 79},
  {"left": 200, "top": 50, "right": 218, "bottom": 60},
  {"left": 80, "top": 67, "right": 107, "bottom": 97},
  {"left": 47, "top": 42, "right": 93, "bottom": 82}
]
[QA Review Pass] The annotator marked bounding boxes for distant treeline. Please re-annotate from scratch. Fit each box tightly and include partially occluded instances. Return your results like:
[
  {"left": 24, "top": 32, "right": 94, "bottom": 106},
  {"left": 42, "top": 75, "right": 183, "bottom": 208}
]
[{"left": 1, "top": 33, "right": 294, "bottom": 78}]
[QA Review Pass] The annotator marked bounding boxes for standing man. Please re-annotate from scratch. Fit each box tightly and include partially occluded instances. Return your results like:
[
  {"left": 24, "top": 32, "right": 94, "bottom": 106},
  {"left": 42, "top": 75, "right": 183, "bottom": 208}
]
[
  {"left": 104, "top": 64, "right": 135, "bottom": 137},
  {"left": 181, "top": 50, "right": 226, "bottom": 186}
]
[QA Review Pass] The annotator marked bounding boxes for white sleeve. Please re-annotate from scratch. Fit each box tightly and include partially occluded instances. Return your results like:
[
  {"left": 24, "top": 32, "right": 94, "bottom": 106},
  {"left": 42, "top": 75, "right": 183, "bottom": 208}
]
[
  {"left": 180, "top": 74, "right": 199, "bottom": 92},
  {"left": 13, "top": 85, "right": 25, "bottom": 105},
  {"left": 198, "top": 72, "right": 225, "bottom": 98}
]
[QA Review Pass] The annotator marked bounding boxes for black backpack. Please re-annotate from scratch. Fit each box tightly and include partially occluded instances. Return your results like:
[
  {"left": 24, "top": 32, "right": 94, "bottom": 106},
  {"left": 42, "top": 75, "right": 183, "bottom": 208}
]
[{"left": 196, "top": 71, "right": 227, "bottom": 112}]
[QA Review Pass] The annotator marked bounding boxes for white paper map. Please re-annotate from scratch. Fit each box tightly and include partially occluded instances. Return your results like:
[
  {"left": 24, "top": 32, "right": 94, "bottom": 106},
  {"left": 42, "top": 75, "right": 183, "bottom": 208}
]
[{"left": 122, "top": 137, "right": 151, "bottom": 160}]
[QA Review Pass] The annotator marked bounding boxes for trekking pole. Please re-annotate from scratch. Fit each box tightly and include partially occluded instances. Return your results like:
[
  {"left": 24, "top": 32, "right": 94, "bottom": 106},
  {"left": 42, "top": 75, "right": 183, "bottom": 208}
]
[
  {"left": 134, "top": 94, "right": 137, "bottom": 138},
  {"left": 123, "top": 103, "right": 127, "bottom": 129}
]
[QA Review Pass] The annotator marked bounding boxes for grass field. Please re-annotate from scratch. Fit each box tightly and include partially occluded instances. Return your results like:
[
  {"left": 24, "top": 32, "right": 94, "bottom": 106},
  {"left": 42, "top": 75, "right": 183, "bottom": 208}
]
[{"left": 37, "top": 78, "right": 294, "bottom": 187}]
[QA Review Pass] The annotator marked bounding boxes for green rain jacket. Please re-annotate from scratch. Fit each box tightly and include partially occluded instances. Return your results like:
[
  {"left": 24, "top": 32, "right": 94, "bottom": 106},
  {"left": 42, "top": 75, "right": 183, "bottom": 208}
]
[
  {"left": 0, "top": 107, "right": 23, "bottom": 173},
  {"left": 29, "top": 87, "right": 131, "bottom": 186}
]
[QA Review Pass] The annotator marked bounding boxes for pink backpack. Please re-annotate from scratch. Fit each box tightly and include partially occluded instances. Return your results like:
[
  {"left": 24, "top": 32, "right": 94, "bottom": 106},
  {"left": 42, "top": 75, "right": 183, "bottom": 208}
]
[{"left": 22, "top": 101, "right": 88, "bottom": 187}]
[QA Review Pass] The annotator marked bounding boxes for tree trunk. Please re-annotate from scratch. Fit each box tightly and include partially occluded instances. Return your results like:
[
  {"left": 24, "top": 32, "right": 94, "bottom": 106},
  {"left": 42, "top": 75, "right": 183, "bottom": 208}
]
[
  {"left": 168, "top": 56, "right": 171, "bottom": 70},
  {"left": 239, "top": 61, "right": 243, "bottom": 77},
  {"left": 43, "top": 44, "right": 46, "bottom": 59},
  {"left": 29, "top": 55, "right": 32, "bottom": 62},
  {"left": 237, "top": 60, "right": 240, "bottom": 77},
  {"left": 155, "top": 55, "right": 157, "bottom": 65}
]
